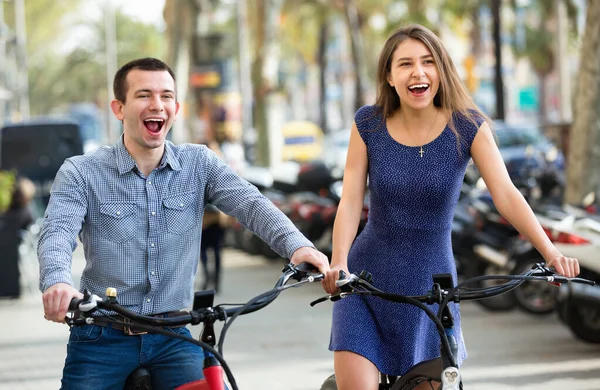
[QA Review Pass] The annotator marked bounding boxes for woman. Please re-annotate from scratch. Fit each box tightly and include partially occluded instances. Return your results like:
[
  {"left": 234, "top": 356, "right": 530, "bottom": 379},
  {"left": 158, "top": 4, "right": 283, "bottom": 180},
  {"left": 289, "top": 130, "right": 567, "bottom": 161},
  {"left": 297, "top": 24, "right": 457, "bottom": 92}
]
[{"left": 322, "top": 24, "right": 579, "bottom": 390}]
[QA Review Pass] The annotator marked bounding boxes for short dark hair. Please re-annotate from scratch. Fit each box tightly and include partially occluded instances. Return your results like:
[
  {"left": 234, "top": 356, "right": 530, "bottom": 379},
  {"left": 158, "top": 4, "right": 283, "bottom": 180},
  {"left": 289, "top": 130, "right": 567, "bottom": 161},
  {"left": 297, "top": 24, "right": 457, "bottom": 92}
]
[{"left": 113, "top": 57, "right": 176, "bottom": 103}]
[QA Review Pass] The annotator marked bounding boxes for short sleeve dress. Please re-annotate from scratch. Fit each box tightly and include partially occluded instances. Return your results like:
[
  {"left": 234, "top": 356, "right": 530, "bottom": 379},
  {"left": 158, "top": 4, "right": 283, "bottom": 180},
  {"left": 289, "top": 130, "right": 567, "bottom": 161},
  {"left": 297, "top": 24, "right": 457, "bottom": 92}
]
[{"left": 329, "top": 105, "right": 483, "bottom": 376}]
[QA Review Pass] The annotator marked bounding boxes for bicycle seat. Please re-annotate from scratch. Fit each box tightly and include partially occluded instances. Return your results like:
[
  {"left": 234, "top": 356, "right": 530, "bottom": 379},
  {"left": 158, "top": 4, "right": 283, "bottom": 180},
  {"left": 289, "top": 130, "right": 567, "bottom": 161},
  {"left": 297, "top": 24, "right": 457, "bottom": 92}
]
[{"left": 124, "top": 367, "right": 152, "bottom": 390}]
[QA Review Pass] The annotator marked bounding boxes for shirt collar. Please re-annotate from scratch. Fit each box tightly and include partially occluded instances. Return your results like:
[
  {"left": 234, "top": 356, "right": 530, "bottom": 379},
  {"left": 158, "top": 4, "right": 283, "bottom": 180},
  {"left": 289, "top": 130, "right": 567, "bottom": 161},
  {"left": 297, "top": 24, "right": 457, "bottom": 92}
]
[{"left": 115, "top": 135, "right": 182, "bottom": 175}]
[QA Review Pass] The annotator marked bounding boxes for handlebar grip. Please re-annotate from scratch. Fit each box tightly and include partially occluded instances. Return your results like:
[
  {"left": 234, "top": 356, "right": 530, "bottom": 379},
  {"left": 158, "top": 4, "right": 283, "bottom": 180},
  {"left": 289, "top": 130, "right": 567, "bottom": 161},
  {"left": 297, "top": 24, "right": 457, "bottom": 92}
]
[
  {"left": 295, "top": 262, "right": 317, "bottom": 273},
  {"left": 69, "top": 297, "right": 84, "bottom": 311}
]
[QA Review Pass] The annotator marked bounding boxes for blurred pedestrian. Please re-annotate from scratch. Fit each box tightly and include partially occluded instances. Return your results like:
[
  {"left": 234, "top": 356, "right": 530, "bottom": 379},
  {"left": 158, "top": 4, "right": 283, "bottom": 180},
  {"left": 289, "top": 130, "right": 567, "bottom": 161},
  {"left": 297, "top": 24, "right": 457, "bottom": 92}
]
[
  {"left": 7, "top": 177, "right": 36, "bottom": 230},
  {"left": 200, "top": 203, "right": 226, "bottom": 292}
]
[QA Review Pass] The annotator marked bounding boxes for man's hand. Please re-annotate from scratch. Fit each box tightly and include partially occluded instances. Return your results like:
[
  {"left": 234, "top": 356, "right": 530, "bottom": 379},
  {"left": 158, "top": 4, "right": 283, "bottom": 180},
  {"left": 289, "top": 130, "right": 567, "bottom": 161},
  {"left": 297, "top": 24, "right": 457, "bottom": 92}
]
[
  {"left": 290, "top": 246, "right": 330, "bottom": 275},
  {"left": 42, "top": 283, "right": 83, "bottom": 323}
]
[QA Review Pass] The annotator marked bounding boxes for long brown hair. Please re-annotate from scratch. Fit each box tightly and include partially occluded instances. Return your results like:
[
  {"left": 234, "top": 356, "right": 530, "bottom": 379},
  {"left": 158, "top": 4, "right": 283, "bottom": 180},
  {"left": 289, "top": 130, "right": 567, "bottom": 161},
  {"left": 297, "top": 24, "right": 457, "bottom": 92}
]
[{"left": 375, "top": 24, "right": 490, "bottom": 138}]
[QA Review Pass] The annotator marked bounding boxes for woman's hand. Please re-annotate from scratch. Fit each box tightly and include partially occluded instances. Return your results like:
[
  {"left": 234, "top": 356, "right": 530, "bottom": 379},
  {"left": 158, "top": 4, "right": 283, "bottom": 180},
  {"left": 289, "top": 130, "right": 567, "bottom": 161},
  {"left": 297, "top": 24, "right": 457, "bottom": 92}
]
[
  {"left": 322, "top": 264, "right": 349, "bottom": 295},
  {"left": 545, "top": 253, "right": 580, "bottom": 278}
]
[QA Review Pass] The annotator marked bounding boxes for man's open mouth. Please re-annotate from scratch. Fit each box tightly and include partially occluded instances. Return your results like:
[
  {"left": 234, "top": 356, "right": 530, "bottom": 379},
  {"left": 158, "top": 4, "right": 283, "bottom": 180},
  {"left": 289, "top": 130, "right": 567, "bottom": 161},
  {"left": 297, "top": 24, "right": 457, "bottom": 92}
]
[{"left": 144, "top": 118, "right": 165, "bottom": 133}]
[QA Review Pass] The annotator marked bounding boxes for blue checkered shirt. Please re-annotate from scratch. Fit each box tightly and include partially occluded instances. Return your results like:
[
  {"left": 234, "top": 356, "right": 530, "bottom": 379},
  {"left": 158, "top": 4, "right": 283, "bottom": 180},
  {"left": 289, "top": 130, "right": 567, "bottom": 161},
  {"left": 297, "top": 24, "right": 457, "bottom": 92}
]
[{"left": 38, "top": 137, "right": 313, "bottom": 314}]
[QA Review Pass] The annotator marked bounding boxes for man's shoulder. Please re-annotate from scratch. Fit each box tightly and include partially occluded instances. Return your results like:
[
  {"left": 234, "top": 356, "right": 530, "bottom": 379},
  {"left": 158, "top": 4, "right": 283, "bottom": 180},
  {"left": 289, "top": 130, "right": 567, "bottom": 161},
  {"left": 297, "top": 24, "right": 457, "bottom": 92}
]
[
  {"left": 167, "top": 141, "right": 217, "bottom": 163},
  {"left": 66, "top": 145, "right": 115, "bottom": 168}
]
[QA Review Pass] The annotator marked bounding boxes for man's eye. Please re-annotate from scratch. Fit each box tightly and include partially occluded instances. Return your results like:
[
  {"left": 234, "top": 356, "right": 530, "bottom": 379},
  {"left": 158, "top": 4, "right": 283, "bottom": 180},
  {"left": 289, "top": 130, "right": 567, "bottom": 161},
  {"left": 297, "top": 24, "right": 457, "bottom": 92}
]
[
  {"left": 400, "top": 62, "right": 410, "bottom": 67},
  {"left": 162, "top": 95, "right": 174, "bottom": 99}
]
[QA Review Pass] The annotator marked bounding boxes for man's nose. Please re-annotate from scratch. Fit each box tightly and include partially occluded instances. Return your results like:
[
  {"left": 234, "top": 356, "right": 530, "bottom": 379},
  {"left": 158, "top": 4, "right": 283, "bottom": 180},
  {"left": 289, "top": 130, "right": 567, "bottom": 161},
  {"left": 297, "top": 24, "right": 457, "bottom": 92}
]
[{"left": 149, "top": 95, "right": 164, "bottom": 111}]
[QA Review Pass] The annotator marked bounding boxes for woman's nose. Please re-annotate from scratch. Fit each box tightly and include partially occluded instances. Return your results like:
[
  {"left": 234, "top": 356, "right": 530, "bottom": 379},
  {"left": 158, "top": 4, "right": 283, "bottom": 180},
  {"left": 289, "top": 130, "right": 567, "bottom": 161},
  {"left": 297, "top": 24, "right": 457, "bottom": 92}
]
[{"left": 412, "top": 64, "right": 425, "bottom": 78}]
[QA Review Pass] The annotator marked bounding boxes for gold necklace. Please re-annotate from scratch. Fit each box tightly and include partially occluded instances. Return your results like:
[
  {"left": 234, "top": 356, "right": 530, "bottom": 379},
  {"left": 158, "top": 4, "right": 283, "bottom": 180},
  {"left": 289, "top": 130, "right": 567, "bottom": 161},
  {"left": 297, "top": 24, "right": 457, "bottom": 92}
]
[{"left": 406, "top": 110, "right": 439, "bottom": 158}]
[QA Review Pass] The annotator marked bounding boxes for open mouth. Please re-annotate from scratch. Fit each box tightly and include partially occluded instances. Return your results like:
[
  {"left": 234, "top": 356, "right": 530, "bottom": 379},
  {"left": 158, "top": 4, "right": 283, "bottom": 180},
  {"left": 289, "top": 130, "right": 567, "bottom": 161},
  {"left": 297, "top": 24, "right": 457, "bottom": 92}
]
[
  {"left": 144, "top": 118, "right": 165, "bottom": 134},
  {"left": 408, "top": 83, "right": 429, "bottom": 96}
]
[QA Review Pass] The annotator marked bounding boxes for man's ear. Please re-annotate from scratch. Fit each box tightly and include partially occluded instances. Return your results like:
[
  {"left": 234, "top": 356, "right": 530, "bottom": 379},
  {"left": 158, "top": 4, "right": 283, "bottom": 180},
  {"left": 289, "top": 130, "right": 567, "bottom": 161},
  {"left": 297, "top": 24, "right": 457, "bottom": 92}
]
[{"left": 110, "top": 99, "right": 124, "bottom": 120}]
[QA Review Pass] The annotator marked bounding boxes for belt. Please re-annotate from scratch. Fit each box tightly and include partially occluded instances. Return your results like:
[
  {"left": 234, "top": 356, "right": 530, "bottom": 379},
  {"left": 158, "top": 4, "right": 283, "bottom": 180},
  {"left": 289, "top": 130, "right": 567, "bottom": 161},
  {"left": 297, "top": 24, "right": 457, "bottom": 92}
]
[{"left": 78, "top": 311, "right": 189, "bottom": 336}]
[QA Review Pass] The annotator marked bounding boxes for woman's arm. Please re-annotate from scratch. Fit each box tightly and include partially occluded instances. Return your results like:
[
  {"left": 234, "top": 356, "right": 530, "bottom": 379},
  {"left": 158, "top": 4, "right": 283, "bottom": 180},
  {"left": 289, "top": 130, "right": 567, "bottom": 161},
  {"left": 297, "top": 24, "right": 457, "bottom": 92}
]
[
  {"left": 323, "top": 122, "right": 368, "bottom": 293},
  {"left": 470, "top": 122, "right": 579, "bottom": 277}
]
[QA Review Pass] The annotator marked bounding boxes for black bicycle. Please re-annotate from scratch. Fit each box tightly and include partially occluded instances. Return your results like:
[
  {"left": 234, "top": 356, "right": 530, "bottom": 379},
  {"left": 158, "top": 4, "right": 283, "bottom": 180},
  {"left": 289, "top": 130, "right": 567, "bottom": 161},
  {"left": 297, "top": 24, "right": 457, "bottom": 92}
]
[
  {"left": 66, "top": 262, "right": 324, "bottom": 390},
  {"left": 311, "top": 263, "right": 595, "bottom": 390}
]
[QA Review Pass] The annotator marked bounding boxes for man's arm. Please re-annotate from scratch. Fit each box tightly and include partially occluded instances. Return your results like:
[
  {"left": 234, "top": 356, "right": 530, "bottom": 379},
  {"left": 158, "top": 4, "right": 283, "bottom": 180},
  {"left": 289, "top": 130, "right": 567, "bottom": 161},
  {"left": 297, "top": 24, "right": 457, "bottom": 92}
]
[
  {"left": 38, "top": 159, "right": 87, "bottom": 321},
  {"left": 203, "top": 148, "right": 325, "bottom": 264}
]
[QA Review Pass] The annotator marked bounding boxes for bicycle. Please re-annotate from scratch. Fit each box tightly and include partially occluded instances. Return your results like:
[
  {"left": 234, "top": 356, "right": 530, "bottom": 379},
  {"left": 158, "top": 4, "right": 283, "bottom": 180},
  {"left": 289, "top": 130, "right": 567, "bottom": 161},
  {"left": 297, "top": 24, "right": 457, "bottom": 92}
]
[
  {"left": 311, "top": 264, "right": 595, "bottom": 390},
  {"left": 66, "top": 262, "right": 324, "bottom": 390}
]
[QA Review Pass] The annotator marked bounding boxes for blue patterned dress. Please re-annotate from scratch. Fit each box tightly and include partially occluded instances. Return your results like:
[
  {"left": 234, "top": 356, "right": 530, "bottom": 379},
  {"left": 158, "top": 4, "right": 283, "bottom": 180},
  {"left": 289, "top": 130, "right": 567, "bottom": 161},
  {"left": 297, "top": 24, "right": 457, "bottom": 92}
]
[{"left": 329, "top": 105, "right": 483, "bottom": 376}]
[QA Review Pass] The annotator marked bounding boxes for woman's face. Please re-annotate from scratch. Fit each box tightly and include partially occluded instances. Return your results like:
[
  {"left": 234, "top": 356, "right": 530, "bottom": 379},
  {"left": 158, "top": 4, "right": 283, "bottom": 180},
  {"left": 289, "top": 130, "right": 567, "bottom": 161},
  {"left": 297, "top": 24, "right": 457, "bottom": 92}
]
[{"left": 387, "top": 38, "right": 440, "bottom": 111}]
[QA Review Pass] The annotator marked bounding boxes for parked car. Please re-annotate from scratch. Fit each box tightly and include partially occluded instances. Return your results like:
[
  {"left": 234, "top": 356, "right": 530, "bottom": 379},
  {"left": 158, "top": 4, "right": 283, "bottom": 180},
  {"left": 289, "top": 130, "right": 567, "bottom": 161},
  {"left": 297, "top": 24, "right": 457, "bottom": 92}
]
[
  {"left": 322, "top": 129, "right": 350, "bottom": 179},
  {"left": 466, "top": 121, "right": 565, "bottom": 193}
]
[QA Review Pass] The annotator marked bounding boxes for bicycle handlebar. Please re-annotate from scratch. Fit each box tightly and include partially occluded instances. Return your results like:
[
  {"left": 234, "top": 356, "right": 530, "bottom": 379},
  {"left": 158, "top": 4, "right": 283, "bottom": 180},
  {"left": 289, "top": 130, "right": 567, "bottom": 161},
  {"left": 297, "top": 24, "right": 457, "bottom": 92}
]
[
  {"left": 66, "top": 262, "right": 324, "bottom": 390},
  {"left": 309, "top": 263, "right": 595, "bottom": 371}
]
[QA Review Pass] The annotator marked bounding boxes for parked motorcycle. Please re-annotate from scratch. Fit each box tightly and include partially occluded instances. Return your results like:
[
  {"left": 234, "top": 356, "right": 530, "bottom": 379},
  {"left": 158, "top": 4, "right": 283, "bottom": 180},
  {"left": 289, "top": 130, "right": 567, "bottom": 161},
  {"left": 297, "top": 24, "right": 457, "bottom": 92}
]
[{"left": 541, "top": 206, "right": 600, "bottom": 344}]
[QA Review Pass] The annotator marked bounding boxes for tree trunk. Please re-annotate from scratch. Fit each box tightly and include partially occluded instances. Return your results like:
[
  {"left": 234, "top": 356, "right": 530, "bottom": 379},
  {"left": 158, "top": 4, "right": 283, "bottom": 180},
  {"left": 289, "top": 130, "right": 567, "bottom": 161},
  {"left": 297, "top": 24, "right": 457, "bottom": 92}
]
[
  {"left": 251, "top": 0, "right": 269, "bottom": 167},
  {"left": 163, "top": 0, "right": 196, "bottom": 143},
  {"left": 317, "top": 20, "right": 328, "bottom": 133},
  {"left": 343, "top": 0, "right": 366, "bottom": 112},
  {"left": 537, "top": 73, "right": 547, "bottom": 122},
  {"left": 565, "top": 0, "right": 600, "bottom": 205}
]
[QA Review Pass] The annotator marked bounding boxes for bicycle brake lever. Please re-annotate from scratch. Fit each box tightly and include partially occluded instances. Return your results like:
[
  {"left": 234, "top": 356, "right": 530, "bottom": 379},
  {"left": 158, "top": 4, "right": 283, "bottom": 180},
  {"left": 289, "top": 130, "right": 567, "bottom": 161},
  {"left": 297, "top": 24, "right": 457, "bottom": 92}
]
[
  {"left": 336, "top": 274, "right": 358, "bottom": 292},
  {"left": 309, "top": 296, "right": 329, "bottom": 307}
]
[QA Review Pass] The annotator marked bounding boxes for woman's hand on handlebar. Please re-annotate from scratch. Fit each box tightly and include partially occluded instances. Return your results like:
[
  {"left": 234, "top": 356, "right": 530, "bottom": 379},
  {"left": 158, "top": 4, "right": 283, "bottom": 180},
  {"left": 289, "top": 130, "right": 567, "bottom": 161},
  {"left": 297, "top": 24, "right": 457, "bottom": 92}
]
[
  {"left": 322, "top": 264, "right": 349, "bottom": 295},
  {"left": 290, "top": 246, "right": 330, "bottom": 275},
  {"left": 42, "top": 283, "right": 83, "bottom": 323},
  {"left": 544, "top": 252, "right": 580, "bottom": 278}
]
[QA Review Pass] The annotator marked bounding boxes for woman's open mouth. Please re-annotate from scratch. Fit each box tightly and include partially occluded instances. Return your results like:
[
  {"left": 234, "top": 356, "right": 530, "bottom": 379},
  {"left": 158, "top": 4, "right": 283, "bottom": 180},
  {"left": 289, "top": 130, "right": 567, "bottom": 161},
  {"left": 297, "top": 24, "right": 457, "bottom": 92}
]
[
  {"left": 144, "top": 118, "right": 165, "bottom": 134},
  {"left": 408, "top": 83, "right": 429, "bottom": 96}
]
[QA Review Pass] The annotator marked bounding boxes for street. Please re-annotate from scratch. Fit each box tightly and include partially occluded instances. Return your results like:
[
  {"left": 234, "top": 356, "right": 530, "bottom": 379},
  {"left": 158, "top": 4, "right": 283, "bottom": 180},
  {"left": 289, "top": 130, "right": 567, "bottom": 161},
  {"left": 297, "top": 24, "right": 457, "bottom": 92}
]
[{"left": 0, "top": 248, "right": 599, "bottom": 389}]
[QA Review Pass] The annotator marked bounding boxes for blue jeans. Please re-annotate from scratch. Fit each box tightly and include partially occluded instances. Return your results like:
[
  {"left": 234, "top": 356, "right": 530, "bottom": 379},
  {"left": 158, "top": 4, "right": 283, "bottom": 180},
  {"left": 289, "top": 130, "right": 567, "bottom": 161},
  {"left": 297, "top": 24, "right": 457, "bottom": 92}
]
[{"left": 61, "top": 324, "right": 206, "bottom": 389}]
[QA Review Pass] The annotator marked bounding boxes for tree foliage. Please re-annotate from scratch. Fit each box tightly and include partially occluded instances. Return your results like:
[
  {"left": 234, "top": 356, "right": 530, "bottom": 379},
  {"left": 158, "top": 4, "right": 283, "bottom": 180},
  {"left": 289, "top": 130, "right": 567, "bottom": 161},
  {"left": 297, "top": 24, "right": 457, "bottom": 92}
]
[{"left": 5, "top": 1, "right": 166, "bottom": 115}]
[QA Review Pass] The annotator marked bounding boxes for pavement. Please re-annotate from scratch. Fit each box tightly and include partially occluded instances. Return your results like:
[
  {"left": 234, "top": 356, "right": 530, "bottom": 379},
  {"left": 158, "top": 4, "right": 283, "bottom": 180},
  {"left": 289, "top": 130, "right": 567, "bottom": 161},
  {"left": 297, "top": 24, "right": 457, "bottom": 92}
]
[{"left": 1, "top": 244, "right": 600, "bottom": 390}]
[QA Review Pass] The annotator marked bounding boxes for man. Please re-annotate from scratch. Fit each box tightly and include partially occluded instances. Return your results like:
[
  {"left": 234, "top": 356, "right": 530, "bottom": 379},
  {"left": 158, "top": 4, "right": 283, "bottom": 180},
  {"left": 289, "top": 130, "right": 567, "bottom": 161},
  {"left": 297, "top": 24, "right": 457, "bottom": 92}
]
[{"left": 38, "top": 57, "right": 329, "bottom": 389}]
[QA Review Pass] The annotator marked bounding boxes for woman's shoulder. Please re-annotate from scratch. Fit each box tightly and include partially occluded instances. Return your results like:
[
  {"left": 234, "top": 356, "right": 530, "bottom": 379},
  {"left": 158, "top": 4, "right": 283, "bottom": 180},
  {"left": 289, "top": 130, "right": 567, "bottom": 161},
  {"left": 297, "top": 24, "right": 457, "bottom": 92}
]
[
  {"left": 354, "top": 105, "right": 384, "bottom": 130},
  {"left": 452, "top": 109, "right": 485, "bottom": 128}
]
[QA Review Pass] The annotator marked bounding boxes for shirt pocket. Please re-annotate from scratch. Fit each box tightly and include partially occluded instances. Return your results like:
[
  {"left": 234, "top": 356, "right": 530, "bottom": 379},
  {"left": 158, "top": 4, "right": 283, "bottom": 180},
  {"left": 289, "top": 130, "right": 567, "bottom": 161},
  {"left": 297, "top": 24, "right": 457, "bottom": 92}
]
[
  {"left": 163, "top": 192, "right": 198, "bottom": 235},
  {"left": 99, "top": 202, "right": 138, "bottom": 243}
]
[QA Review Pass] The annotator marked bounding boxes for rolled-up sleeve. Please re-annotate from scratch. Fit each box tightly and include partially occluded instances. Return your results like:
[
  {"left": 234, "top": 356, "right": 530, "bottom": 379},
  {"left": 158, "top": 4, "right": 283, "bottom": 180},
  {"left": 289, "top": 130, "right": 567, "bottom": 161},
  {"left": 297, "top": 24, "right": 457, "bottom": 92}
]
[
  {"left": 38, "top": 159, "right": 88, "bottom": 292},
  {"left": 203, "top": 149, "right": 313, "bottom": 259}
]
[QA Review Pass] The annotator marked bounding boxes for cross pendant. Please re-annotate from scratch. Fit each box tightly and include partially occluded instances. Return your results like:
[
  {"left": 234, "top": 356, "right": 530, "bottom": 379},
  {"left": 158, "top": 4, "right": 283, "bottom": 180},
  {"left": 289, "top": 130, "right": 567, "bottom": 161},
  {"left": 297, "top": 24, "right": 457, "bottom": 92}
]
[{"left": 419, "top": 147, "right": 425, "bottom": 158}]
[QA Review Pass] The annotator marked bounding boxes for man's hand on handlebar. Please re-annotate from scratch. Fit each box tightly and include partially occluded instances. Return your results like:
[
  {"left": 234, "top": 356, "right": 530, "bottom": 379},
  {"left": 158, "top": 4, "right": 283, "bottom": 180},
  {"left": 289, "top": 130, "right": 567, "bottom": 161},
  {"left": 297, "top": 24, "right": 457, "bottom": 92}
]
[
  {"left": 42, "top": 283, "right": 83, "bottom": 323},
  {"left": 290, "top": 246, "right": 330, "bottom": 275}
]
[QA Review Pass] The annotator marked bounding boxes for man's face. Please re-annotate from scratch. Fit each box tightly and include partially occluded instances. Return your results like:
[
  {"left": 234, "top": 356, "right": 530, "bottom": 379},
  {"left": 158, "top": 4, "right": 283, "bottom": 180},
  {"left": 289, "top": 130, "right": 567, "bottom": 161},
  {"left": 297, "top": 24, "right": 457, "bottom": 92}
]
[{"left": 111, "top": 69, "right": 179, "bottom": 152}]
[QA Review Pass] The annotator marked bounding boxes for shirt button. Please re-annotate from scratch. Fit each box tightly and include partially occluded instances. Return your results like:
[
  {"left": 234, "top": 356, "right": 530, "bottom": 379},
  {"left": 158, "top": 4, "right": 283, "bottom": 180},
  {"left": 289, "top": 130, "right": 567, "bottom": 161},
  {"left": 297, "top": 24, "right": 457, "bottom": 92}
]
[
  {"left": 150, "top": 243, "right": 155, "bottom": 247},
  {"left": 151, "top": 271, "right": 156, "bottom": 275},
  {"left": 116, "top": 211, "right": 121, "bottom": 215},
  {"left": 148, "top": 181, "right": 152, "bottom": 185},
  {"left": 146, "top": 298, "right": 151, "bottom": 303},
  {"left": 179, "top": 203, "right": 184, "bottom": 207},
  {"left": 151, "top": 211, "right": 156, "bottom": 216}
]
